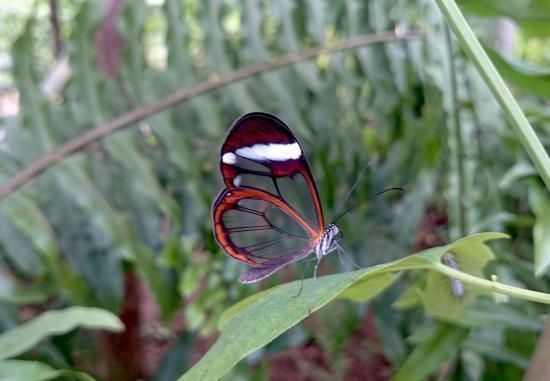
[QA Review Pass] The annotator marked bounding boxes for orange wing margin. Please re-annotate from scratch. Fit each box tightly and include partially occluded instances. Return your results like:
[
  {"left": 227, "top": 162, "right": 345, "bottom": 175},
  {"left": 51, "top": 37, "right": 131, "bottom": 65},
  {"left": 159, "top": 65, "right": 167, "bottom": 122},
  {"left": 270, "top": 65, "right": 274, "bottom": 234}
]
[{"left": 212, "top": 187, "right": 322, "bottom": 265}]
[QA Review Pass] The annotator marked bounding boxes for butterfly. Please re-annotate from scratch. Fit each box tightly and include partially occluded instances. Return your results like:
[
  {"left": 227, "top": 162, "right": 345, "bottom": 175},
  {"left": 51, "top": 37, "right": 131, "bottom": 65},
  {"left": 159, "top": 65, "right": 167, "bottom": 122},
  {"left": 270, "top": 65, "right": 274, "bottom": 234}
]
[{"left": 212, "top": 112, "right": 344, "bottom": 284}]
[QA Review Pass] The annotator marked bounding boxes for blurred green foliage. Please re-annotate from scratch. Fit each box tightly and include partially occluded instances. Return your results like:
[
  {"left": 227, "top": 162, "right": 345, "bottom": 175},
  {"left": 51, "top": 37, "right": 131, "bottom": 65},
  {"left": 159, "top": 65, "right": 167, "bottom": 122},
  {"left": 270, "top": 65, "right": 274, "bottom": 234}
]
[{"left": 0, "top": 0, "right": 548, "bottom": 380}]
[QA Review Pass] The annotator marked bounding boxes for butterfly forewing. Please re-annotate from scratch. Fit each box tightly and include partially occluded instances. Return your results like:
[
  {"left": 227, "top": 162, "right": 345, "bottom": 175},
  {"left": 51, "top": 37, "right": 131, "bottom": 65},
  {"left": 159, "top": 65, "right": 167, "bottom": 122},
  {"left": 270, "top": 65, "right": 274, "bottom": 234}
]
[
  {"left": 220, "top": 112, "right": 324, "bottom": 232},
  {"left": 213, "top": 112, "right": 326, "bottom": 283}
]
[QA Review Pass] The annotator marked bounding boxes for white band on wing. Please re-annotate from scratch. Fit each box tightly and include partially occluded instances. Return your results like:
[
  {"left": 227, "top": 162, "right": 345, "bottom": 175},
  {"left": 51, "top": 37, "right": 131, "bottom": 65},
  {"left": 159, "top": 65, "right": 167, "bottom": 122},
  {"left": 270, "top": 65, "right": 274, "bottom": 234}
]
[
  {"left": 222, "top": 152, "right": 237, "bottom": 164},
  {"left": 234, "top": 142, "right": 302, "bottom": 162}
]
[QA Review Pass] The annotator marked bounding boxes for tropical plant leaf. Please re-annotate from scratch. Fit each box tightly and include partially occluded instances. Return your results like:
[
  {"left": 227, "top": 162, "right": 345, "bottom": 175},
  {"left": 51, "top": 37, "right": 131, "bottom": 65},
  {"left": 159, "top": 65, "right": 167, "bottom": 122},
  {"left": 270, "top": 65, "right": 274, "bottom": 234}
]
[
  {"left": 180, "top": 233, "right": 532, "bottom": 380},
  {"left": 0, "top": 273, "right": 54, "bottom": 305},
  {"left": 458, "top": 0, "right": 550, "bottom": 37},
  {"left": 0, "top": 307, "right": 124, "bottom": 361},
  {"left": 391, "top": 323, "right": 469, "bottom": 381},
  {"left": 529, "top": 184, "right": 550, "bottom": 277},
  {"left": 0, "top": 360, "right": 95, "bottom": 381},
  {"left": 485, "top": 47, "right": 550, "bottom": 98}
]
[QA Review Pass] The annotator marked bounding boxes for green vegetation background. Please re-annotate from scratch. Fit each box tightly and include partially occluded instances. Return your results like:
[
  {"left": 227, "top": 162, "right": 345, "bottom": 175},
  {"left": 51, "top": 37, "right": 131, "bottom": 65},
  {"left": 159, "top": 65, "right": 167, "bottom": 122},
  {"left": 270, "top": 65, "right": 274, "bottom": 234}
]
[{"left": 0, "top": 0, "right": 549, "bottom": 380}]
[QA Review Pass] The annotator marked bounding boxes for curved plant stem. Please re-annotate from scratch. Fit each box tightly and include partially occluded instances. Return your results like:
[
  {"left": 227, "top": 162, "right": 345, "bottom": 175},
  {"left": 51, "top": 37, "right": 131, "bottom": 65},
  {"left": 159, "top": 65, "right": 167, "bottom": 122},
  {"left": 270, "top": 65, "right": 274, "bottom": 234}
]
[
  {"left": 434, "top": 0, "right": 550, "bottom": 191},
  {"left": 0, "top": 31, "right": 421, "bottom": 200},
  {"left": 434, "top": 262, "right": 550, "bottom": 304}
]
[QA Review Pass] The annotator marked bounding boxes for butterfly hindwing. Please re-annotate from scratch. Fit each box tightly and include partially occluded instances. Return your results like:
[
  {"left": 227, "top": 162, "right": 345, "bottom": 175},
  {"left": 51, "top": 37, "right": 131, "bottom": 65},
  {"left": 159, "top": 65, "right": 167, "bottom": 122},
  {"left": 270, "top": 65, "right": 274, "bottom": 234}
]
[{"left": 213, "top": 188, "right": 315, "bottom": 257}]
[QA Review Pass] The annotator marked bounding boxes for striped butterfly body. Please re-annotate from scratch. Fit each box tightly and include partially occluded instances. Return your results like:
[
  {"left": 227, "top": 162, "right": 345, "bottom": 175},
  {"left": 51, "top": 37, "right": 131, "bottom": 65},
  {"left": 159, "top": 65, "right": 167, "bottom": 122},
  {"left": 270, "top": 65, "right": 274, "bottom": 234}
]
[{"left": 212, "top": 112, "right": 343, "bottom": 283}]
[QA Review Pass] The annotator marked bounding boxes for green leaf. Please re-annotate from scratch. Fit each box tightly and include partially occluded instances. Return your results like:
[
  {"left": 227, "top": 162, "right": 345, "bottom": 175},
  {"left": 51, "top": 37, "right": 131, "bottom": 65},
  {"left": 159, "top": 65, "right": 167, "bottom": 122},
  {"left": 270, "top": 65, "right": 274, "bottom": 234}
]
[
  {"left": 391, "top": 323, "right": 469, "bottom": 381},
  {"left": 0, "top": 360, "right": 95, "bottom": 381},
  {"left": 217, "top": 285, "right": 282, "bottom": 331},
  {"left": 0, "top": 307, "right": 124, "bottom": 360},
  {"left": 499, "top": 162, "right": 536, "bottom": 189},
  {"left": 485, "top": 48, "right": 550, "bottom": 98},
  {"left": 0, "top": 273, "right": 54, "bottom": 305},
  {"left": 337, "top": 273, "right": 400, "bottom": 302},
  {"left": 103, "top": 132, "right": 180, "bottom": 222},
  {"left": 458, "top": 0, "right": 550, "bottom": 37},
  {"left": 529, "top": 184, "right": 550, "bottom": 277},
  {"left": 415, "top": 233, "right": 504, "bottom": 318},
  {"left": 418, "top": 270, "right": 467, "bottom": 318},
  {"left": 0, "top": 192, "right": 89, "bottom": 304},
  {"left": 180, "top": 266, "right": 392, "bottom": 381},
  {"left": 449, "top": 299, "right": 544, "bottom": 331},
  {"left": 0, "top": 193, "right": 58, "bottom": 259},
  {"left": 464, "top": 337, "right": 530, "bottom": 368},
  {"left": 392, "top": 282, "right": 422, "bottom": 310},
  {"left": 181, "top": 233, "right": 522, "bottom": 380}
]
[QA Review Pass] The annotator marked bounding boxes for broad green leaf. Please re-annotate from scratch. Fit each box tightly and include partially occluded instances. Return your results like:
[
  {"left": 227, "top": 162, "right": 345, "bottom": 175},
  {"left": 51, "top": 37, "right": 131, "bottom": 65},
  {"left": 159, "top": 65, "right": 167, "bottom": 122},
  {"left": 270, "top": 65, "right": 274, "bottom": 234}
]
[
  {"left": 0, "top": 360, "right": 95, "bottom": 381},
  {"left": 180, "top": 267, "right": 393, "bottom": 381},
  {"left": 458, "top": 0, "right": 550, "bottom": 37},
  {"left": 0, "top": 213, "right": 45, "bottom": 277},
  {"left": 418, "top": 270, "right": 468, "bottom": 319},
  {"left": 412, "top": 233, "right": 504, "bottom": 319},
  {"left": 464, "top": 337, "right": 530, "bottom": 369},
  {"left": 104, "top": 132, "right": 180, "bottom": 222},
  {"left": 391, "top": 324, "right": 469, "bottom": 381},
  {"left": 0, "top": 193, "right": 58, "bottom": 259},
  {"left": 447, "top": 299, "right": 544, "bottom": 331},
  {"left": 470, "top": 212, "right": 516, "bottom": 233},
  {"left": 0, "top": 192, "right": 89, "bottom": 304},
  {"left": 218, "top": 272, "right": 399, "bottom": 331},
  {"left": 499, "top": 162, "right": 536, "bottom": 188},
  {"left": 0, "top": 273, "right": 54, "bottom": 305},
  {"left": 0, "top": 307, "right": 124, "bottom": 360},
  {"left": 55, "top": 160, "right": 134, "bottom": 258},
  {"left": 337, "top": 273, "right": 400, "bottom": 302},
  {"left": 485, "top": 48, "right": 550, "bottom": 98},
  {"left": 217, "top": 285, "right": 282, "bottom": 331},
  {"left": 181, "top": 233, "right": 516, "bottom": 380},
  {"left": 392, "top": 282, "right": 422, "bottom": 310},
  {"left": 529, "top": 185, "right": 550, "bottom": 277}
]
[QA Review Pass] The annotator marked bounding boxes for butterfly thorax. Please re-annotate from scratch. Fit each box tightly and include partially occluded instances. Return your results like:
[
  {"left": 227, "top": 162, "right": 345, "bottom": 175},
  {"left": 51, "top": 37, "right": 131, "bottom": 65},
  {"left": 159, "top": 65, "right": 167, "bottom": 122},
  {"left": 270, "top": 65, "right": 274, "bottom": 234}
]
[{"left": 315, "top": 224, "right": 340, "bottom": 259}]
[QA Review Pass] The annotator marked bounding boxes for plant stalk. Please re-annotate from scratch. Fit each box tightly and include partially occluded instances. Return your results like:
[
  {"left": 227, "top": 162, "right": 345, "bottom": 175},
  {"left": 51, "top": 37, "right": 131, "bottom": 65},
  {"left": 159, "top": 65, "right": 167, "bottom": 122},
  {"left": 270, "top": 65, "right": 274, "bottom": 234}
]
[
  {"left": 434, "top": 0, "right": 550, "bottom": 191},
  {"left": 434, "top": 262, "right": 550, "bottom": 304},
  {"left": 444, "top": 24, "right": 468, "bottom": 237}
]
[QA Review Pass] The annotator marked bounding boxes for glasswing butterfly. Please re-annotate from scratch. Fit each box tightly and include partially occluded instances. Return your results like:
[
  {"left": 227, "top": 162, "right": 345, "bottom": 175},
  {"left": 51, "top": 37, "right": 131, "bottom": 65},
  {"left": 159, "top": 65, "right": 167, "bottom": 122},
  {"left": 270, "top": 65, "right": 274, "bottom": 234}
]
[{"left": 212, "top": 112, "right": 344, "bottom": 283}]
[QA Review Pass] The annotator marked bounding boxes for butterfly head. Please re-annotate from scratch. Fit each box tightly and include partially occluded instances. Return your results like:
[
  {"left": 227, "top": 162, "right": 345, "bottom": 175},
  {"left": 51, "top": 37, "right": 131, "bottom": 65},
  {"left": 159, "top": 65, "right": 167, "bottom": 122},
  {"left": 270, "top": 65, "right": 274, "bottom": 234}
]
[
  {"left": 315, "top": 224, "right": 340, "bottom": 259},
  {"left": 326, "top": 223, "right": 339, "bottom": 238}
]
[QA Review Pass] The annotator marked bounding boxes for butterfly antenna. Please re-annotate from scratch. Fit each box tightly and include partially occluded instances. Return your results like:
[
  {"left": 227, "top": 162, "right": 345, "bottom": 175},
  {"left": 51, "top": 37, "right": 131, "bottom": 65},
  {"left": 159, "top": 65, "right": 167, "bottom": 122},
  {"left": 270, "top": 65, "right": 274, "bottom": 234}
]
[
  {"left": 333, "top": 160, "right": 371, "bottom": 218},
  {"left": 332, "top": 187, "right": 405, "bottom": 224},
  {"left": 309, "top": 257, "right": 321, "bottom": 315}
]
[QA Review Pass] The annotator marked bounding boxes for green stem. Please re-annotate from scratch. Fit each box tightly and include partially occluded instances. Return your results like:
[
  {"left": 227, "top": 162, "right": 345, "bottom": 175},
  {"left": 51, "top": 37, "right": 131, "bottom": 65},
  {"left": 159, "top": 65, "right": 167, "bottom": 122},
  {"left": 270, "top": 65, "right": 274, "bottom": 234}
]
[
  {"left": 434, "top": 262, "right": 550, "bottom": 304},
  {"left": 444, "top": 23, "right": 468, "bottom": 237},
  {"left": 434, "top": 0, "right": 550, "bottom": 191}
]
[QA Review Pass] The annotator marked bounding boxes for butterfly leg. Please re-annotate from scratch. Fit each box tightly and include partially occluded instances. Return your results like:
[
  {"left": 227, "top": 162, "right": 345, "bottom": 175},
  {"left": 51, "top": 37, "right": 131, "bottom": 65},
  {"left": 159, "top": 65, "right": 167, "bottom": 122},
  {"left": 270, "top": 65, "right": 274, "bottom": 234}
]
[
  {"left": 292, "top": 261, "right": 308, "bottom": 298},
  {"left": 337, "top": 249, "right": 356, "bottom": 283},
  {"left": 331, "top": 242, "right": 359, "bottom": 283},
  {"left": 335, "top": 241, "right": 361, "bottom": 269},
  {"left": 308, "top": 257, "right": 322, "bottom": 314}
]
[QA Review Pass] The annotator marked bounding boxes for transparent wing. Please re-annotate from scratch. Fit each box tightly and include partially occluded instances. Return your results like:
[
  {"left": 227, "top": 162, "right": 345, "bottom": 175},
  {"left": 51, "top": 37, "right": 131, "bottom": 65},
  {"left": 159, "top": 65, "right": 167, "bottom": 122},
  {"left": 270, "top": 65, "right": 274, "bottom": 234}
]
[
  {"left": 219, "top": 112, "right": 324, "bottom": 233},
  {"left": 212, "top": 188, "right": 318, "bottom": 270}
]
